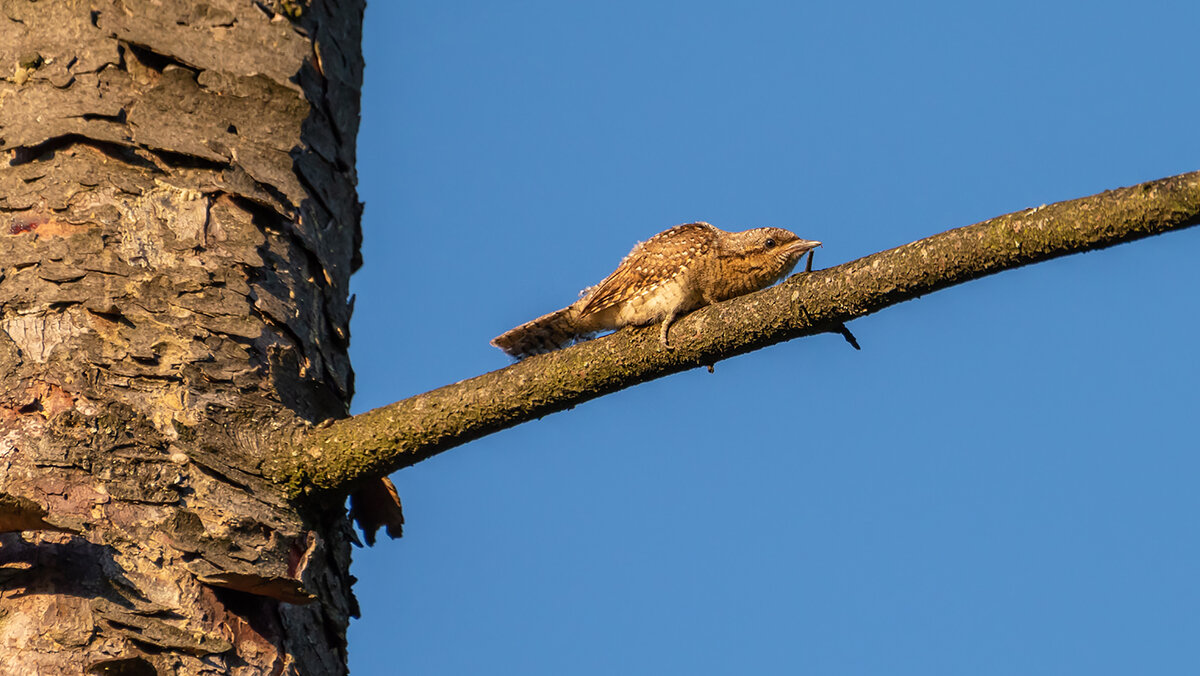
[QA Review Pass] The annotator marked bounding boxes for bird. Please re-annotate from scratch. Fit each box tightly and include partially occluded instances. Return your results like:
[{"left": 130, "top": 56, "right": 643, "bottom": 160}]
[{"left": 492, "top": 222, "right": 821, "bottom": 358}]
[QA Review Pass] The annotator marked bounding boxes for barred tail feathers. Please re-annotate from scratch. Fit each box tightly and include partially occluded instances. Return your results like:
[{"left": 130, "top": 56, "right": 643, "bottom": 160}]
[{"left": 491, "top": 306, "right": 581, "bottom": 358}]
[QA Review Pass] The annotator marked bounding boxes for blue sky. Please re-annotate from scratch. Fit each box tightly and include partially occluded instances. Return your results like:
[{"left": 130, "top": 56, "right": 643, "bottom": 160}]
[{"left": 346, "top": 2, "right": 1200, "bottom": 673}]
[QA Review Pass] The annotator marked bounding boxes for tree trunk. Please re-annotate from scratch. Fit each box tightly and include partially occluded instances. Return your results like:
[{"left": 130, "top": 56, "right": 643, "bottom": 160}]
[{"left": 0, "top": 1, "right": 364, "bottom": 673}]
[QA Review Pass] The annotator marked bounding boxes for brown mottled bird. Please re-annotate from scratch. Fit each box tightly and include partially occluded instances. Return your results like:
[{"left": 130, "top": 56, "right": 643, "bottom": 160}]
[{"left": 492, "top": 222, "right": 821, "bottom": 358}]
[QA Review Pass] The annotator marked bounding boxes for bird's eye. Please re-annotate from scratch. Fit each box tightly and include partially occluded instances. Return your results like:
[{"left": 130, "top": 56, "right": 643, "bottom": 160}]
[{"left": 764, "top": 238, "right": 776, "bottom": 249}]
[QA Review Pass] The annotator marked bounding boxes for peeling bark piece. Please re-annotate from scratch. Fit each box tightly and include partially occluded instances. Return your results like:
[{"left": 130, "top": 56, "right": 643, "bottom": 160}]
[
  {"left": 0, "top": 70, "right": 137, "bottom": 151},
  {"left": 348, "top": 476, "right": 404, "bottom": 545},
  {"left": 192, "top": 569, "right": 316, "bottom": 606},
  {"left": 126, "top": 68, "right": 230, "bottom": 164},
  {"left": 91, "top": 598, "right": 234, "bottom": 655},
  {"left": 36, "top": 263, "right": 87, "bottom": 283},
  {"left": 0, "top": 0, "right": 120, "bottom": 81},
  {"left": 163, "top": 508, "right": 320, "bottom": 605},
  {"left": 128, "top": 67, "right": 309, "bottom": 210},
  {"left": 0, "top": 148, "right": 151, "bottom": 212},
  {"left": 2, "top": 312, "right": 86, "bottom": 364},
  {"left": 97, "top": 0, "right": 310, "bottom": 89},
  {"left": 0, "top": 493, "right": 72, "bottom": 533}
]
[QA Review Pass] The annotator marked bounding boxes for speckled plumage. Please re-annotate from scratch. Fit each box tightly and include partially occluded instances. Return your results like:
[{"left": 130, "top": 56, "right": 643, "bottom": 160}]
[{"left": 492, "top": 222, "right": 821, "bottom": 358}]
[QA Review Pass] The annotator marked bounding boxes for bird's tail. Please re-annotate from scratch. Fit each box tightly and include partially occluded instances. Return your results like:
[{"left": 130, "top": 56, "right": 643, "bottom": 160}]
[{"left": 491, "top": 306, "right": 580, "bottom": 358}]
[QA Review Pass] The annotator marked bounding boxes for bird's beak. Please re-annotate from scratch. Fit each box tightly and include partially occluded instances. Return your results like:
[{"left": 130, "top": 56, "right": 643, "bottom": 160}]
[{"left": 789, "top": 239, "right": 821, "bottom": 254}]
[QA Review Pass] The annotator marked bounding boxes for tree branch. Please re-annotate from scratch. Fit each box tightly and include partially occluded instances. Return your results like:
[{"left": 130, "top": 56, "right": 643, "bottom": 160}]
[{"left": 270, "top": 171, "right": 1200, "bottom": 497}]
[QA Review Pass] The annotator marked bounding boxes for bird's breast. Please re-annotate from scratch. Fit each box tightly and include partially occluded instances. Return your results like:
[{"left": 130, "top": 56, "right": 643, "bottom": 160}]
[{"left": 611, "top": 277, "right": 698, "bottom": 326}]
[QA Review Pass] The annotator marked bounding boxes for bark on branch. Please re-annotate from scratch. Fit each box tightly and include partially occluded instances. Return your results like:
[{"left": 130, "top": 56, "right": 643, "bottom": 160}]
[{"left": 274, "top": 171, "right": 1200, "bottom": 497}]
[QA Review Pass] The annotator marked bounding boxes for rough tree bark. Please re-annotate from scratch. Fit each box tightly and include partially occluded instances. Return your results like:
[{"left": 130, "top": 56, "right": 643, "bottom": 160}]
[{"left": 1, "top": 1, "right": 367, "bottom": 673}]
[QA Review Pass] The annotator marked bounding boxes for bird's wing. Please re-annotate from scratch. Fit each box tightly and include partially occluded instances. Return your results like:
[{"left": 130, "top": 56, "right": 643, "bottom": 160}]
[{"left": 579, "top": 223, "right": 715, "bottom": 316}]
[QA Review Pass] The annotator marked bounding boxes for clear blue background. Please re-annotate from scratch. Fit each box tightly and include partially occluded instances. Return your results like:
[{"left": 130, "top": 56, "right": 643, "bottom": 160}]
[{"left": 347, "top": 2, "right": 1200, "bottom": 673}]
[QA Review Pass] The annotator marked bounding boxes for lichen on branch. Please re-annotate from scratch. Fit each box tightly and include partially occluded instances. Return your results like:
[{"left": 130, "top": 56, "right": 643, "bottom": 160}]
[{"left": 276, "top": 171, "right": 1200, "bottom": 498}]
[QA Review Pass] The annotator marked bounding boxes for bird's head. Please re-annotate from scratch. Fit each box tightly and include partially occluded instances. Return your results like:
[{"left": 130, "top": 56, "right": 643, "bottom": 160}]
[{"left": 714, "top": 227, "right": 821, "bottom": 299}]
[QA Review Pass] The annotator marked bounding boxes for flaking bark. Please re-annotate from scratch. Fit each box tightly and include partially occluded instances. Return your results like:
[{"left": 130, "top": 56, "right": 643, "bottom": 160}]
[
  {"left": 281, "top": 171, "right": 1200, "bottom": 497},
  {"left": 1, "top": 1, "right": 365, "bottom": 673}
]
